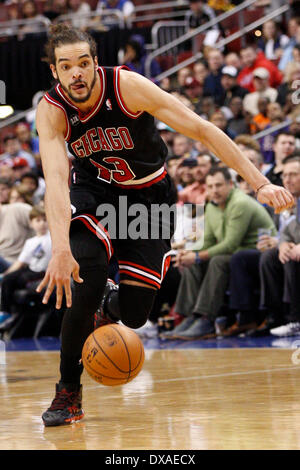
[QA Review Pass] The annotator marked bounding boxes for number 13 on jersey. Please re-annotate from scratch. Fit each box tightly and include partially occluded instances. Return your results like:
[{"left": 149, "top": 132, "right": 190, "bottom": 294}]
[{"left": 90, "top": 156, "right": 136, "bottom": 184}]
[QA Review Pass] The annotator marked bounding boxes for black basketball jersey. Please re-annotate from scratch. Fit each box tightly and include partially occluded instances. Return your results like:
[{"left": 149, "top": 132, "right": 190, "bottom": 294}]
[{"left": 44, "top": 66, "right": 168, "bottom": 189}]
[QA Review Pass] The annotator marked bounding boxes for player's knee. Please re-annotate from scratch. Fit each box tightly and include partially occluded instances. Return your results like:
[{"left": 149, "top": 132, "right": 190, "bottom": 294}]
[
  {"left": 119, "top": 283, "right": 157, "bottom": 329},
  {"left": 71, "top": 224, "right": 108, "bottom": 270}
]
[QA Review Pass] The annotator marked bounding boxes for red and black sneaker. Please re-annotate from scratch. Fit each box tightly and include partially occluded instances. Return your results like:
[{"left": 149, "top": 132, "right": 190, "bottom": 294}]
[
  {"left": 94, "top": 278, "right": 119, "bottom": 330},
  {"left": 42, "top": 383, "right": 84, "bottom": 427}
]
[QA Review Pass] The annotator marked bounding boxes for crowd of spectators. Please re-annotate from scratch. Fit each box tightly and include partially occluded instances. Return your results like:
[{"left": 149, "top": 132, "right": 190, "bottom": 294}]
[{"left": 1, "top": 0, "right": 300, "bottom": 341}]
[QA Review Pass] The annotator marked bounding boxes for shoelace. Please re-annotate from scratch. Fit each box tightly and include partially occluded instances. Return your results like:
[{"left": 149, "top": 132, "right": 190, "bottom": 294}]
[{"left": 49, "top": 389, "right": 78, "bottom": 411}]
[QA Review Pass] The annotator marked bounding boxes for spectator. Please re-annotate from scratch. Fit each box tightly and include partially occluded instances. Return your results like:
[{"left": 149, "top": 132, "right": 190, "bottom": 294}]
[
  {"left": 19, "top": 0, "right": 49, "bottom": 36},
  {"left": 176, "top": 67, "right": 193, "bottom": 91},
  {"left": 172, "top": 134, "right": 193, "bottom": 159},
  {"left": 20, "top": 172, "right": 45, "bottom": 205},
  {"left": 257, "top": 20, "right": 289, "bottom": 61},
  {"left": 183, "top": 76, "right": 203, "bottom": 109},
  {"left": 66, "top": 0, "right": 91, "bottom": 30},
  {"left": 219, "top": 65, "right": 248, "bottom": 107},
  {"left": 259, "top": 155, "right": 300, "bottom": 336},
  {"left": 266, "top": 101, "right": 284, "bottom": 126},
  {"left": 186, "top": 0, "right": 216, "bottom": 30},
  {"left": 278, "top": 17, "right": 300, "bottom": 71},
  {"left": 250, "top": 96, "right": 271, "bottom": 134},
  {"left": 96, "top": 0, "right": 134, "bottom": 23},
  {"left": 276, "top": 62, "right": 300, "bottom": 108},
  {"left": 9, "top": 184, "right": 33, "bottom": 205},
  {"left": 289, "top": 116, "right": 300, "bottom": 148},
  {"left": 0, "top": 206, "right": 52, "bottom": 328},
  {"left": 264, "top": 132, "right": 296, "bottom": 185},
  {"left": 243, "top": 67, "right": 278, "bottom": 116},
  {"left": 120, "top": 34, "right": 161, "bottom": 80},
  {"left": 209, "top": 110, "right": 235, "bottom": 139},
  {"left": 11, "top": 157, "right": 32, "bottom": 183},
  {"left": 175, "top": 158, "right": 197, "bottom": 189},
  {"left": 165, "top": 155, "right": 183, "bottom": 188},
  {"left": 0, "top": 201, "right": 33, "bottom": 273},
  {"left": 177, "top": 153, "right": 214, "bottom": 204},
  {"left": 197, "top": 95, "right": 216, "bottom": 119},
  {"left": 193, "top": 61, "right": 209, "bottom": 86},
  {"left": 224, "top": 147, "right": 300, "bottom": 337},
  {"left": 203, "top": 48, "right": 224, "bottom": 105},
  {"left": 0, "top": 134, "right": 36, "bottom": 169},
  {"left": 15, "top": 122, "right": 39, "bottom": 159},
  {"left": 238, "top": 45, "right": 283, "bottom": 92},
  {"left": 0, "top": 178, "right": 12, "bottom": 204},
  {"left": 227, "top": 96, "right": 249, "bottom": 137},
  {"left": 44, "top": 0, "right": 69, "bottom": 21},
  {"left": 225, "top": 52, "right": 242, "bottom": 71},
  {"left": 0, "top": 160, "right": 14, "bottom": 183},
  {"left": 163, "top": 167, "right": 275, "bottom": 340}
]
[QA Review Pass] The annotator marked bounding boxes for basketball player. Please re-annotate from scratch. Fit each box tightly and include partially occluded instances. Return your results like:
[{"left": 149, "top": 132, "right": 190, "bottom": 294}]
[{"left": 36, "top": 25, "right": 293, "bottom": 426}]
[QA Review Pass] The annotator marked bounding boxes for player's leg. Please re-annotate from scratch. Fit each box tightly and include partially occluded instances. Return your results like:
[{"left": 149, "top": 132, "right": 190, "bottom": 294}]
[
  {"left": 98, "top": 239, "right": 173, "bottom": 329},
  {"left": 103, "top": 279, "right": 158, "bottom": 329},
  {"left": 42, "top": 223, "right": 109, "bottom": 427}
]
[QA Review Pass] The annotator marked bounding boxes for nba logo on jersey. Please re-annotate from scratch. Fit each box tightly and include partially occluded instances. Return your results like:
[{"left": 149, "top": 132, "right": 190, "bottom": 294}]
[
  {"left": 106, "top": 99, "right": 112, "bottom": 111},
  {"left": 70, "top": 114, "right": 80, "bottom": 126}
]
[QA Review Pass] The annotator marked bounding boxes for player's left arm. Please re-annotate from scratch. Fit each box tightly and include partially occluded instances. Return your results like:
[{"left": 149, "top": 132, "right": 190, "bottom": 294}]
[{"left": 119, "top": 70, "right": 294, "bottom": 213}]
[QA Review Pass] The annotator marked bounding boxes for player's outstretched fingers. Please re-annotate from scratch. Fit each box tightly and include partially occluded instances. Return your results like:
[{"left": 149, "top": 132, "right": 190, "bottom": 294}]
[
  {"left": 63, "top": 279, "right": 72, "bottom": 309},
  {"left": 42, "top": 279, "right": 56, "bottom": 305},
  {"left": 55, "top": 282, "right": 64, "bottom": 310},
  {"left": 36, "top": 273, "right": 49, "bottom": 294}
]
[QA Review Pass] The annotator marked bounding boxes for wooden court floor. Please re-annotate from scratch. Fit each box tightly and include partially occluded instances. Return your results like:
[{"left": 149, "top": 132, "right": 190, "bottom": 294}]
[{"left": 0, "top": 348, "right": 300, "bottom": 450}]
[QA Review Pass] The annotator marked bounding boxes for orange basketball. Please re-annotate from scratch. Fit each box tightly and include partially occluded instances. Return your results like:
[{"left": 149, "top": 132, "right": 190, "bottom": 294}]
[{"left": 82, "top": 324, "right": 145, "bottom": 386}]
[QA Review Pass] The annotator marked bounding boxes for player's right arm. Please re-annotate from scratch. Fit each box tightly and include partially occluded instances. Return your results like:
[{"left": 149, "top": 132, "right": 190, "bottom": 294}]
[{"left": 35, "top": 98, "right": 83, "bottom": 309}]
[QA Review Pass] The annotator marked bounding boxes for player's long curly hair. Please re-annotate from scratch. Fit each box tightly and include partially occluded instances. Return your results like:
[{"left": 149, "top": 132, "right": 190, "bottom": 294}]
[{"left": 45, "top": 24, "right": 97, "bottom": 65}]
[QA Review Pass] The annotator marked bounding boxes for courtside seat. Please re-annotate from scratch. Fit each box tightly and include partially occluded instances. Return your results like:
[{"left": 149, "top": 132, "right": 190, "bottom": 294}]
[{"left": 0, "top": 281, "right": 59, "bottom": 341}]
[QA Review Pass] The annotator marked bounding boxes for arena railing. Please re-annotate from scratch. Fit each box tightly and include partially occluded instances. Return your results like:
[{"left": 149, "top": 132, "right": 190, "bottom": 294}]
[
  {"left": 126, "top": 0, "right": 189, "bottom": 28},
  {"left": 144, "top": 0, "right": 258, "bottom": 78},
  {"left": 0, "top": 8, "right": 125, "bottom": 37},
  {"left": 253, "top": 119, "right": 292, "bottom": 141},
  {"left": 0, "top": 107, "right": 36, "bottom": 130},
  {"left": 146, "top": 3, "right": 290, "bottom": 81},
  {"left": 0, "top": 17, "right": 51, "bottom": 38},
  {"left": 55, "top": 9, "right": 125, "bottom": 29}
]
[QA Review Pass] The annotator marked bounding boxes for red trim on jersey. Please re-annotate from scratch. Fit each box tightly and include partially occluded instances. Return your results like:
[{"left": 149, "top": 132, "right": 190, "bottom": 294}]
[
  {"left": 119, "top": 269, "right": 160, "bottom": 289},
  {"left": 161, "top": 254, "right": 172, "bottom": 281},
  {"left": 114, "top": 169, "right": 167, "bottom": 189},
  {"left": 113, "top": 66, "right": 144, "bottom": 119},
  {"left": 44, "top": 93, "right": 71, "bottom": 141},
  {"left": 118, "top": 260, "right": 161, "bottom": 279},
  {"left": 56, "top": 67, "right": 106, "bottom": 123},
  {"left": 71, "top": 213, "right": 113, "bottom": 260}
]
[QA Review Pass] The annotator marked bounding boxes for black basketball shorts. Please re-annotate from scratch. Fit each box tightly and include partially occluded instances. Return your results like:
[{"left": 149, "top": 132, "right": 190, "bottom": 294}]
[{"left": 69, "top": 170, "right": 177, "bottom": 289}]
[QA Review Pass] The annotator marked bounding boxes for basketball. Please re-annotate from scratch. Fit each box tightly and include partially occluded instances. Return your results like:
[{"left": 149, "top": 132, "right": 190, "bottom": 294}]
[{"left": 82, "top": 324, "right": 145, "bottom": 386}]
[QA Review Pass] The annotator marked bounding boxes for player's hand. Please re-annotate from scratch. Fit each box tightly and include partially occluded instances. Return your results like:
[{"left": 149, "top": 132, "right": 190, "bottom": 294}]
[
  {"left": 278, "top": 242, "right": 295, "bottom": 264},
  {"left": 256, "top": 183, "right": 294, "bottom": 214},
  {"left": 36, "top": 251, "right": 83, "bottom": 309}
]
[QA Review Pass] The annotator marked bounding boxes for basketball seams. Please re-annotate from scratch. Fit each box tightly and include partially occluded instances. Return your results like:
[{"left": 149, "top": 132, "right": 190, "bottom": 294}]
[
  {"left": 110, "top": 325, "right": 144, "bottom": 374},
  {"left": 82, "top": 325, "right": 145, "bottom": 386},
  {"left": 91, "top": 331, "right": 130, "bottom": 374},
  {"left": 109, "top": 325, "right": 131, "bottom": 382}
]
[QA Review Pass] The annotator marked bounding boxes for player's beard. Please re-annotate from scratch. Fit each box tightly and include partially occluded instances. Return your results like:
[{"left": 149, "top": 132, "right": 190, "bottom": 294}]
[{"left": 58, "top": 69, "right": 97, "bottom": 104}]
